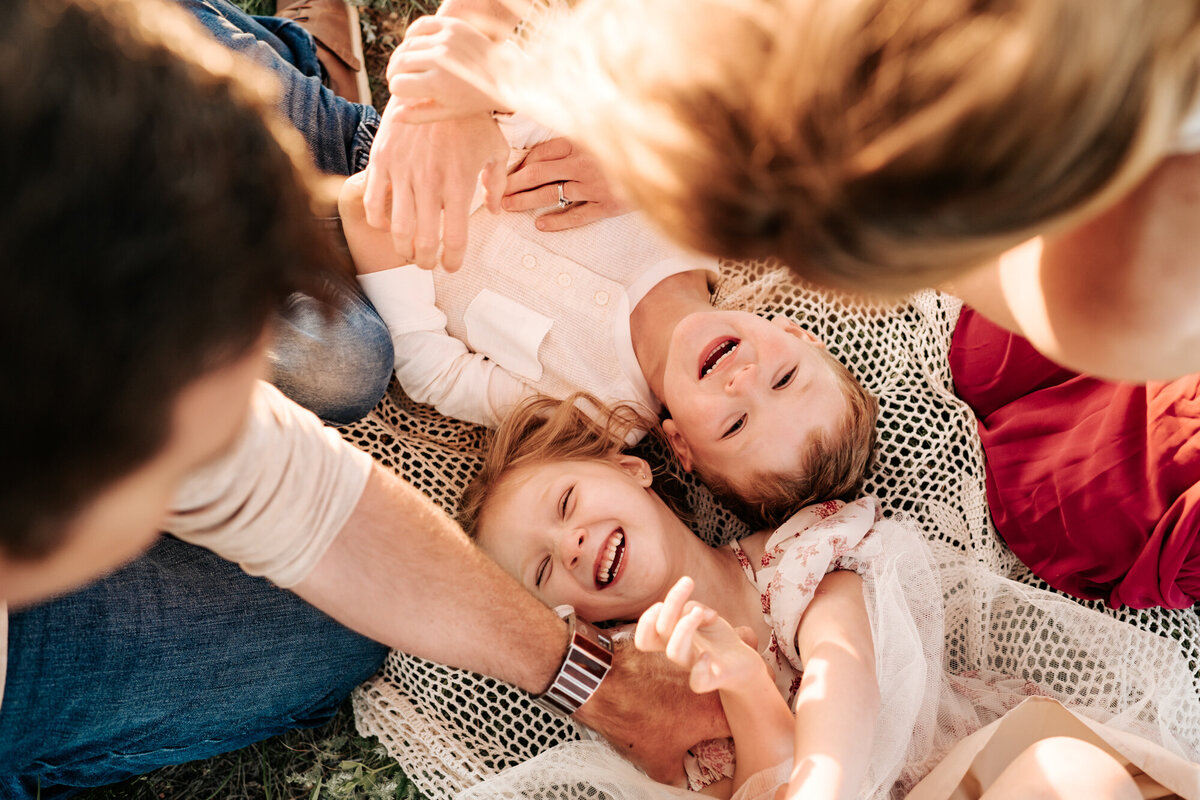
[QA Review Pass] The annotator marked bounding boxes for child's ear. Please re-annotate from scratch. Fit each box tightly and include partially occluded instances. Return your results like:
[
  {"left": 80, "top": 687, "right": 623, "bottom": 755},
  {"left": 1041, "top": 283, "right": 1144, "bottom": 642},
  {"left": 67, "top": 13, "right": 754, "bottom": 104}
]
[
  {"left": 771, "top": 315, "right": 825, "bottom": 347},
  {"left": 660, "top": 419, "right": 695, "bottom": 472},
  {"left": 613, "top": 454, "right": 654, "bottom": 487}
]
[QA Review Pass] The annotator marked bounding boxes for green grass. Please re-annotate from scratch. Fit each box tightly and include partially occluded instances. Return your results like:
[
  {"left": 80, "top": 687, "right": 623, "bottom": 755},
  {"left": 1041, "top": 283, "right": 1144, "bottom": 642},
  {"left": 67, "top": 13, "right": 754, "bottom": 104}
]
[{"left": 73, "top": 3, "right": 435, "bottom": 797}]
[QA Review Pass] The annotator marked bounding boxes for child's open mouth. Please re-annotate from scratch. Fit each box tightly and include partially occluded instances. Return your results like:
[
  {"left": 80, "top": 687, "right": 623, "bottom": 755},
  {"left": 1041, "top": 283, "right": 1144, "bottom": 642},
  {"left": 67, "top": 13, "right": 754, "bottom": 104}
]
[
  {"left": 699, "top": 338, "right": 740, "bottom": 379},
  {"left": 595, "top": 529, "right": 625, "bottom": 588}
]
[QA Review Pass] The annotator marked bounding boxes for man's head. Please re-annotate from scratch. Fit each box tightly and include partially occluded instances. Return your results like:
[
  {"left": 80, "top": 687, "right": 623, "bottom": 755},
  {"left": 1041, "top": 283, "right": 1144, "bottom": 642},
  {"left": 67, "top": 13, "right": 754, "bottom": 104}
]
[
  {"left": 0, "top": 0, "right": 333, "bottom": 605},
  {"left": 657, "top": 312, "right": 877, "bottom": 528}
]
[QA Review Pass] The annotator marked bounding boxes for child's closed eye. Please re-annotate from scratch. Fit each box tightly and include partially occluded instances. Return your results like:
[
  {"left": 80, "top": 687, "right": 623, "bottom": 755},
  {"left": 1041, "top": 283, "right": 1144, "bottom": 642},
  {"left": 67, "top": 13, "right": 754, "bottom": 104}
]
[
  {"left": 722, "top": 415, "right": 747, "bottom": 439},
  {"left": 559, "top": 485, "right": 574, "bottom": 518}
]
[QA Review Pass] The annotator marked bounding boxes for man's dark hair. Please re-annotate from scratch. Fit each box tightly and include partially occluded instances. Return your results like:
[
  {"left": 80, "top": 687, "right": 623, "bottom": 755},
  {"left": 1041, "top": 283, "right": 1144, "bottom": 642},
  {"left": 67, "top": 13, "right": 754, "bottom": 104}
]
[{"left": 0, "top": 0, "right": 334, "bottom": 558}]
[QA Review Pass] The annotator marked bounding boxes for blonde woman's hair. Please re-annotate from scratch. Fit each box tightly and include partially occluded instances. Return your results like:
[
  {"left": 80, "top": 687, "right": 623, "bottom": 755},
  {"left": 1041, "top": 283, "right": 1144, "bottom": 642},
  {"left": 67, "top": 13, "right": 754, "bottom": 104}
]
[
  {"left": 509, "top": 0, "right": 1200, "bottom": 292},
  {"left": 458, "top": 395, "right": 647, "bottom": 537}
]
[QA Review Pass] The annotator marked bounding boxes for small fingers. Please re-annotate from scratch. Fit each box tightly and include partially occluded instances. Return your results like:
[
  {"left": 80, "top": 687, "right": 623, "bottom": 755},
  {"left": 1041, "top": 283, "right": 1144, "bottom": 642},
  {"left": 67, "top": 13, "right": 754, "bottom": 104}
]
[
  {"left": 400, "top": 14, "right": 443, "bottom": 38},
  {"left": 654, "top": 577, "right": 696, "bottom": 643},
  {"left": 634, "top": 602, "right": 667, "bottom": 652},
  {"left": 387, "top": 17, "right": 443, "bottom": 79},
  {"left": 664, "top": 605, "right": 715, "bottom": 666},
  {"left": 733, "top": 625, "right": 758, "bottom": 651},
  {"left": 689, "top": 653, "right": 721, "bottom": 694}
]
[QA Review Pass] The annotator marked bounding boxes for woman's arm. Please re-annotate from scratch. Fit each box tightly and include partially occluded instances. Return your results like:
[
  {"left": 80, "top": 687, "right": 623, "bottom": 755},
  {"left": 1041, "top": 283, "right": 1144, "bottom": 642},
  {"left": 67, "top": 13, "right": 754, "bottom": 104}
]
[{"left": 787, "top": 570, "right": 878, "bottom": 800}]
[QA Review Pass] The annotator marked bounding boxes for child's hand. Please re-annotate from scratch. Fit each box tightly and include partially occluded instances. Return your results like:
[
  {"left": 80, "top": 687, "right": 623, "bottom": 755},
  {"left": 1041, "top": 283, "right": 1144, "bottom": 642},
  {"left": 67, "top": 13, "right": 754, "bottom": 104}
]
[
  {"left": 635, "top": 577, "right": 764, "bottom": 694},
  {"left": 384, "top": 15, "right": 505, "bottom": 124}
]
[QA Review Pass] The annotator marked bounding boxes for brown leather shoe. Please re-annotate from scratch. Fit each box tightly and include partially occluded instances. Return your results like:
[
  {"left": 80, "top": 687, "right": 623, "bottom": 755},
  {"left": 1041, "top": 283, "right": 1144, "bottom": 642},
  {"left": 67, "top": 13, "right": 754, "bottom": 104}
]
[{"left": 275, "top": 0, "right": 371, "bottom": 105}]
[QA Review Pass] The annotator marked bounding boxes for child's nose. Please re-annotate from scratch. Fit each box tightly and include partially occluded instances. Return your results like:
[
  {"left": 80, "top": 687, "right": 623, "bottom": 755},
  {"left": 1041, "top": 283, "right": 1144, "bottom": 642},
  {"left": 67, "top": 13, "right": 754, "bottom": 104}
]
[
  {"left": 724, "top": 362, "right": 756, "bottom": 394},
  {"left": 561, "top": 527, "right": 587, "bottom": 569}
]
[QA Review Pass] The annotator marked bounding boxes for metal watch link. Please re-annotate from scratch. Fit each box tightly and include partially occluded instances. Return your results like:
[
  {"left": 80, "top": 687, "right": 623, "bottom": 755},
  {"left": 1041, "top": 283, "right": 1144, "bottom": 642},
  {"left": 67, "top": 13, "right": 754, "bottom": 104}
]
[{"left": 534, "top": 605, "right": 614, "bottom": 716}]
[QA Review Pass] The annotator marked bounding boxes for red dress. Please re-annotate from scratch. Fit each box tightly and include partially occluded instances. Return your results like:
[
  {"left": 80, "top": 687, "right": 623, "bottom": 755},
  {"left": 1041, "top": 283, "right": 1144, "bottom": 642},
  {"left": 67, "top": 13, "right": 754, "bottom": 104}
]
[{"left": 949, "top": 307, "right": 1200, "bottom": 609}]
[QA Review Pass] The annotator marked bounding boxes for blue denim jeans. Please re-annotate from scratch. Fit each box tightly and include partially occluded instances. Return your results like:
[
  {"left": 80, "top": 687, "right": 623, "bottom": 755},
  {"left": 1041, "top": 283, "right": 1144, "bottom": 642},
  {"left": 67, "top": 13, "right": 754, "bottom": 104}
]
[
  {"left": 180, "top": 0, "right": 380, "bottom": 175},
  {"left": 269, "top": 280, "right": 395, "bottom": 426},
  {"left": 181, "top": 0, "right": 395, "bottom": 425},
  {"left": 0, "top": 537, "right": 388, "bottom": 798}
]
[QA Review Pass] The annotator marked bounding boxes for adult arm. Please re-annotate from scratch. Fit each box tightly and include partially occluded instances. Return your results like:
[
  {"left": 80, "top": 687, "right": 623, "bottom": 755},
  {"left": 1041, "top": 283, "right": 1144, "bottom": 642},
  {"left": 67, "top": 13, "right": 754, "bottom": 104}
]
[
  {"left": 293, "top": 464, "right": 730, "bottom": 784},
  {"left": 169, "top": 383, "right": 726, "bottom": 783},
  {"left": 947, "top": 151, "right": 1200, "bottom": 382},
  {"left": 362, "top": 1, "right": 524, "bottom": 270},
  {"left": 786, "top": 570, "right": 878, "bottom": 800}
]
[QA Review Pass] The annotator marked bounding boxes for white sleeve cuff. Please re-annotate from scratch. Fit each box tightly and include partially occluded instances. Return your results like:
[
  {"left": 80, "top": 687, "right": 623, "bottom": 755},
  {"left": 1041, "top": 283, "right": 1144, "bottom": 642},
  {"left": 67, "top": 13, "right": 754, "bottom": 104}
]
[{"left": 357, "top": 266, "right": 446, "bottom": 334}]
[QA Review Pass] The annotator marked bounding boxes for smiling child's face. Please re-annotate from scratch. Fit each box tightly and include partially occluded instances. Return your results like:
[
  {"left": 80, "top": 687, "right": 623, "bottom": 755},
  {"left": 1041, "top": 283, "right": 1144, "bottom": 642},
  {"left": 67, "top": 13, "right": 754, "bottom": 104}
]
[
  {"left": 474, "top": 456, "right": 695, "bottom": 624},
  {"left": 658, "top": 312, "right": 849, "bottom": 488}
]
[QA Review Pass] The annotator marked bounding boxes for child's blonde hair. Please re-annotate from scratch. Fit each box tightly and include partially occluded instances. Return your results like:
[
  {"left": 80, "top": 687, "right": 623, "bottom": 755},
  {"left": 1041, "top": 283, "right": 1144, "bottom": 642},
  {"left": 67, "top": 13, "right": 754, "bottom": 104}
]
[
  {"left": 461, "top": 366, "right": 878, "bottom": 535},
  {"left": 458, "top": 395, "right": 646, "bottom": 537},
  {"left": 510, "top": 0, "right": 1200, "bottom": 292}
]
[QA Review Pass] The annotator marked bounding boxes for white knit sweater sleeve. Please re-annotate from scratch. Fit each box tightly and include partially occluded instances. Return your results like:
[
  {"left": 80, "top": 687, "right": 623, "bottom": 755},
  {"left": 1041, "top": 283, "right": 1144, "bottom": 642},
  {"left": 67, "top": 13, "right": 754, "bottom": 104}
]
[{"left": 357, "top": 266, "right": 536, "bottom": 428}]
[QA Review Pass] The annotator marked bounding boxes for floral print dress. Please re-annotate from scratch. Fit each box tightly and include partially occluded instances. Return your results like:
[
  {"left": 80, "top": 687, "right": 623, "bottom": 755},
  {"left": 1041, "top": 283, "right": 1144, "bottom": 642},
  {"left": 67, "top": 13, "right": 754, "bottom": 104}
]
[{"left": 683, "top": 497, "right": 884, "bottom": 790}]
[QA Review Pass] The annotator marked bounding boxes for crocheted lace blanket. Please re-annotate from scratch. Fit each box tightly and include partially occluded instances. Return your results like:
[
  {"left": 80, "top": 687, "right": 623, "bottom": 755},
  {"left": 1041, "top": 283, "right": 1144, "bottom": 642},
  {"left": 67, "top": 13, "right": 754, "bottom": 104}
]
[{"left": 341, "top": 259, "right": 1200, "bottom": 799}]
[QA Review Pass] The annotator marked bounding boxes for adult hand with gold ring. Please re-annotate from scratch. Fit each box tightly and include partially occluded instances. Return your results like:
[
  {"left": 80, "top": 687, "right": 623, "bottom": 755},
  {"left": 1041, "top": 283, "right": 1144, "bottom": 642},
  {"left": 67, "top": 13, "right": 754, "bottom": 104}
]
[{"left": 503, "top": 138, "right": 630, "bottom": 231}]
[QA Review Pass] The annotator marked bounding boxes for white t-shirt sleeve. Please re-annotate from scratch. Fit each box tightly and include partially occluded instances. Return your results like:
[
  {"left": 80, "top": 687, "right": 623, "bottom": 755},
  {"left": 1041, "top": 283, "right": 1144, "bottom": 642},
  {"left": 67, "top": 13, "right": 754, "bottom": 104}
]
[{"left": 165, "top": 382, "right": 373, "bottom": 587}]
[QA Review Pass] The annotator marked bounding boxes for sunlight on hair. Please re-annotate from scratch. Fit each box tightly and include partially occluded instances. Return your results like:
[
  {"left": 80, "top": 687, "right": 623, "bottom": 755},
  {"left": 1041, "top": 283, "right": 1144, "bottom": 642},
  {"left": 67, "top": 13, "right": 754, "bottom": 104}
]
[{"left": 500, "top": 0, "right": 1200, "bottom": 293}]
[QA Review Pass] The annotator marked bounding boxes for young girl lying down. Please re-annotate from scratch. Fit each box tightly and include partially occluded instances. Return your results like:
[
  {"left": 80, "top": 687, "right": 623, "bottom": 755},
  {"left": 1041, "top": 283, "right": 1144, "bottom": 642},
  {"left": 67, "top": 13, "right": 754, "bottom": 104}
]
[
  {"left": 453, "top": 395, "right": 1200, "bottom": 800},
  {"left": 338, "top": 116, "right": 876, "bottom": 526}
]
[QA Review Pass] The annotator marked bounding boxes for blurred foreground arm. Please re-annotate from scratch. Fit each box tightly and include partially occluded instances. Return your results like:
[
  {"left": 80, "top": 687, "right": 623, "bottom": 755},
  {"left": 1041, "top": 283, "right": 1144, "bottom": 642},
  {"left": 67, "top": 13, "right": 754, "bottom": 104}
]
[{"left": 948, "top": 151, "right": 1200, "bottom": 382}]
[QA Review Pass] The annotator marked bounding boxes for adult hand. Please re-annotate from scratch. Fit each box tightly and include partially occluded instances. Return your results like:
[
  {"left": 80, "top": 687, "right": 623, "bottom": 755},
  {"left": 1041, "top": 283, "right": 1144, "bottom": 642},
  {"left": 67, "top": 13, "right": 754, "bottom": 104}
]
[
  {"left": 385, "top": 15, "right": 506, "bottom": 125},
  {"left": 362, "top": 108, "right": 507, "bottom": 271},
  {"left": 504, "top": 138, "right": 630, "bottom": 231},
  {"left": 574, "top": 637, "right": 730, "bottom": 786}
]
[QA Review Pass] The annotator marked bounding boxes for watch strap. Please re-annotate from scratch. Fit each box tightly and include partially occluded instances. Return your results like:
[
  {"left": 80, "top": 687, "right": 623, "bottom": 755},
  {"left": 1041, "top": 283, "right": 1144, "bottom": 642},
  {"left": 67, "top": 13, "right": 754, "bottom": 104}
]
[{"left": 535, "top": 605, "right": 614, "bottom": 716}]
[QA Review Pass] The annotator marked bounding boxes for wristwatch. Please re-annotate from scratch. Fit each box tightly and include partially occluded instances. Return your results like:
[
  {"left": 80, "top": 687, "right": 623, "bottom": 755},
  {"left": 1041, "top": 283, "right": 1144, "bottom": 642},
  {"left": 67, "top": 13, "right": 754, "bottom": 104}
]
[{"left": 535, "top": 605, "right": 614, "bottom": 716}]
